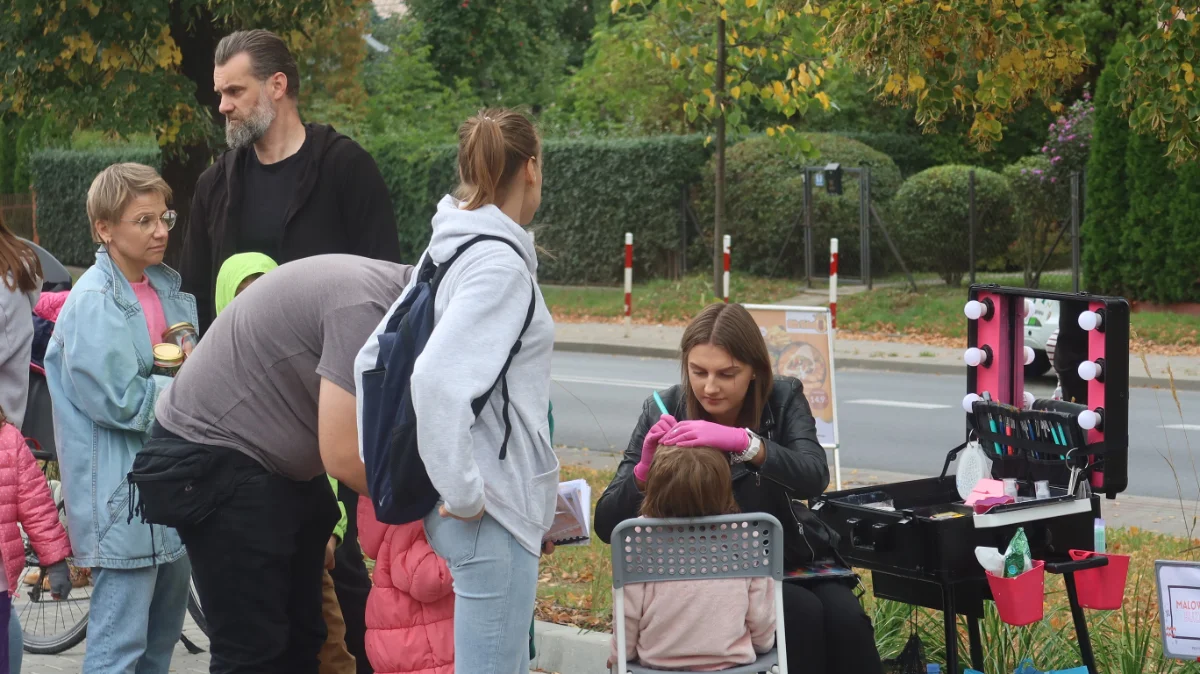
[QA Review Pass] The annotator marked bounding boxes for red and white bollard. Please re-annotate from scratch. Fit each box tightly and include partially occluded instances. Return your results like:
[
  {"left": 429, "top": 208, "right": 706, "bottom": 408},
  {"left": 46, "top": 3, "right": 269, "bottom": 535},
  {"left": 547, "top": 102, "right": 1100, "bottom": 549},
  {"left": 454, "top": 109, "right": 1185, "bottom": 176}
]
[
  {"left": 830, "top": 238, "right": 838, "bottom": 330},
  {"left": 624, "top": 232, "right": 633, "bottom": 338},
  {"left": 722, "top": 235, "right": 731, "bottom": 304}
]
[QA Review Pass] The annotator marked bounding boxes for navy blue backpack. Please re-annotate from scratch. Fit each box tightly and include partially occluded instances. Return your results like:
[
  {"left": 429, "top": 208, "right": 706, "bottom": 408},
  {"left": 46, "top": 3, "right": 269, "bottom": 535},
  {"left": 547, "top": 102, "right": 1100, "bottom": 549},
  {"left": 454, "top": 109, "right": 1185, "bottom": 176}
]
[{"left": 360, "top": 235, "right": 535, "bottom": 525}]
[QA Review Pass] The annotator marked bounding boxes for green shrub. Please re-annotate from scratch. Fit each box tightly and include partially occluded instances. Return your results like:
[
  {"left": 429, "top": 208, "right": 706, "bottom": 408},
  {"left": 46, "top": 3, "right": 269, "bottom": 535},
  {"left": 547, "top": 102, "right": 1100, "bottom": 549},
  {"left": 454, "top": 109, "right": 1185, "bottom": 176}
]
[
  {"left": 30, "top": 148, "right": 161, "bottom": 267},
  {"left": 694, "top": 133, "right": 903, "bottom": 280},
  {"left": 1121, "top": 130, "right": 1176, "bottom": 302},
  {"left": 12, "top": 120, "right": 38, "bottom": 194},
  {"left": 0, "top": 118, "right": 11, "bottom": 195},
  {"left": 891, "top": 165, "right": 1016, "bottom": 285},
  {"left": 843, "top": 132, "right": 936, "bottom": 178},
  {"left": 1002, "top": 156, "right": 1069, "bottom": 286},
  {"left": 1082, "top": 45, "right": 1130, "bottom": 297},
  {"left": 362, "top": 136, "right": 457, "bottom": 259},
  {"left": 367, "top": 134, "right": 713, "bottom": 284}
]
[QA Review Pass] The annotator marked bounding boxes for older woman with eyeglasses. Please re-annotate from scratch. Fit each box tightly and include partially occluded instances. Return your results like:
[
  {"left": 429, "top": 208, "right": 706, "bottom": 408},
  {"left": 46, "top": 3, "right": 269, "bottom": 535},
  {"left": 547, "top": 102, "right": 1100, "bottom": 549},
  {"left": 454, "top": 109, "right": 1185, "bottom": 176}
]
[{"left": 44, "top": 163, "right": 196, "bottom": 674}]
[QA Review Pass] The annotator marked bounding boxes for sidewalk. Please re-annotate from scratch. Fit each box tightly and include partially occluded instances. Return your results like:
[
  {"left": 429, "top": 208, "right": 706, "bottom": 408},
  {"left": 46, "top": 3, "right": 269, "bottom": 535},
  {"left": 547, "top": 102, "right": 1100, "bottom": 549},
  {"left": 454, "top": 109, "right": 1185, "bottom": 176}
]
[{"left": 554, "top": 320, "right": 1200, "bottom": 390}]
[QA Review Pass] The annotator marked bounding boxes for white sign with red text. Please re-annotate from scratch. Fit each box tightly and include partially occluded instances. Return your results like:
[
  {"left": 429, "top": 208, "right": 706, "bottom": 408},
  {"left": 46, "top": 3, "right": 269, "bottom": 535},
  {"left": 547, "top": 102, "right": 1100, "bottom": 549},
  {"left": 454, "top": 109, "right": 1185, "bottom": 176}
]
[{"left": 1157, "top": 560, "right": 1200, "bottom": 660}]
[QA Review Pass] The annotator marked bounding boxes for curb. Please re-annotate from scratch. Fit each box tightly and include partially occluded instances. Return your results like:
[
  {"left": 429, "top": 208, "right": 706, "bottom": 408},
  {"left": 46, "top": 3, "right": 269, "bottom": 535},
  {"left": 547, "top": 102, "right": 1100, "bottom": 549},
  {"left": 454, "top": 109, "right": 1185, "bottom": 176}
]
[
  {"left": 553, "top": 341, "right": 1200, "bottom": 392},
  {"left": 532, "top": 620, "right": 610, "bottom": 674}
]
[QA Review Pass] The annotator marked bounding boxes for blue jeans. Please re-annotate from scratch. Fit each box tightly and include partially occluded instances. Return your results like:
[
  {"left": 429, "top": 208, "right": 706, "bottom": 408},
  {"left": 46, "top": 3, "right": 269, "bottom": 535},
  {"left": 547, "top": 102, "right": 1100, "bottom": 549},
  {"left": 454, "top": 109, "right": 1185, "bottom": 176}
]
[
  {"left": 83, "top": 558, "right": 191, "bottom": 674},
  {"left": 424, "top": 510, "right": 538, "bottom": 674},
  {"left": 6, "top": 600, "right": 17, "bottom": 674}
]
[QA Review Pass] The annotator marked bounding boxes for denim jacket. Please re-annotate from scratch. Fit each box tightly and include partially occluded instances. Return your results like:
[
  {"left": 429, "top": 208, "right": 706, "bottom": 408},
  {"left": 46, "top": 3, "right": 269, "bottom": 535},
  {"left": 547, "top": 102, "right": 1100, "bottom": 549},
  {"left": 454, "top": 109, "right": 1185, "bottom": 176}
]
[{"left": 44, "top": 248, "right": 196, "bottom": 568}]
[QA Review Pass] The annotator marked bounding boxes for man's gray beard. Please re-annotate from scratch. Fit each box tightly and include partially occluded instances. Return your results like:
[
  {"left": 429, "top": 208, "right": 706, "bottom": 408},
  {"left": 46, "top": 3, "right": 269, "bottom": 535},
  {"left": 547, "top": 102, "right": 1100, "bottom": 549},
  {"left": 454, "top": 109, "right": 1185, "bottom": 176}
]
[{"left": 225, "top": 94, "right": 276, "bottom": 150}]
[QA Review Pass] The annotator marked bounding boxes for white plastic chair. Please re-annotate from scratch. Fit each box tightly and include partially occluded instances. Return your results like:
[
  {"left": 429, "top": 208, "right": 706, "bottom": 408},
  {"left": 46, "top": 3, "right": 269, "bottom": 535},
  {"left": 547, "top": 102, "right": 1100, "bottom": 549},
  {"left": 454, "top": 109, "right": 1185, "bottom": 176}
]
[{"left": 610, "top": 513, "right": 788, "bottom": 674}]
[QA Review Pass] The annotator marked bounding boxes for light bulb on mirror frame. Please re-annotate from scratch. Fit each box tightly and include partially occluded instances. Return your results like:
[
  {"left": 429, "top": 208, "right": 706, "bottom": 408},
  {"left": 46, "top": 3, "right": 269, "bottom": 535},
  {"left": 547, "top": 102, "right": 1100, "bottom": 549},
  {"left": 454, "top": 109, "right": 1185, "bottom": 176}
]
[
  {"left": 1078, "top": 408, "right": 1103, "bottom": 431},
  {"left": 1078, "top": 359, "right": 1104, "bottom": 382},
  {"left": 1078, "top": 310, "right": 1104, "bottom": 332},
  {"left": 962, "top": 393, "right": 982, "bottom": 413},
  {"left": 964, "top": 299, "right": 993, "bottom": 321}
]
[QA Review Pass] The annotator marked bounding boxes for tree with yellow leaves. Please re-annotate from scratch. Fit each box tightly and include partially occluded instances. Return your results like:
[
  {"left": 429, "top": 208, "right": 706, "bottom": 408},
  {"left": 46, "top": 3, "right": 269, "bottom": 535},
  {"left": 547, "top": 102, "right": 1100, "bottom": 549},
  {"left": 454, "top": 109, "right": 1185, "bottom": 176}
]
[
  {"left": 612, "top": 0, "right": 830, "bottom": 295},
  {"left": 817, "top": 0, "right": 1088, "bottom": 149},
  {"left": 0, "top": 0, "right": 370, "bottom": 261}
]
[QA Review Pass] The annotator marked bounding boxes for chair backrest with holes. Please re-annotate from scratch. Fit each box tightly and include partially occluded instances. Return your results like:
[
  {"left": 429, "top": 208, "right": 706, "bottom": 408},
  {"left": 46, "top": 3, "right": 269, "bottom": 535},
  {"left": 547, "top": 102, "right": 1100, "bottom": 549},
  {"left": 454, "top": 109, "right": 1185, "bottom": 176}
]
[{"left": 610, "top": 513, "right": 784, "bottom": 589}]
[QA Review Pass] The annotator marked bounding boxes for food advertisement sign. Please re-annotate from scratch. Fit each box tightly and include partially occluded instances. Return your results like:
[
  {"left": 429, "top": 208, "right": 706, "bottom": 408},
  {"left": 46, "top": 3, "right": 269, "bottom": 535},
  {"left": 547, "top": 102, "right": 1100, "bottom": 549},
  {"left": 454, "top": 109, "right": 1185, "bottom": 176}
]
[{"left": 744, "top": 305, "right": 838, "bottom": 448}]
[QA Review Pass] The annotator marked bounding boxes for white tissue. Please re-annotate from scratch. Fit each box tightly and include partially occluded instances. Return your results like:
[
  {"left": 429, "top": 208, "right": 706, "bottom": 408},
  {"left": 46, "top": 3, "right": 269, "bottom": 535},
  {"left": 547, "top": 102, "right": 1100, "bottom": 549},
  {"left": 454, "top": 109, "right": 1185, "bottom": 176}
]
[{"left": 975, "top": 546, "right": 1005, "bottom": 576}]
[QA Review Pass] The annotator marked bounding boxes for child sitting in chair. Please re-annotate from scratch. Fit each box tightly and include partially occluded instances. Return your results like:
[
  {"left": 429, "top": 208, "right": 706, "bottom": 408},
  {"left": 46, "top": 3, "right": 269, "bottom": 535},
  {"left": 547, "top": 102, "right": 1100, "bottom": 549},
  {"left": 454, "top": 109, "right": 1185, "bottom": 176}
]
[{"left": 609, "top": 445, "right": 776, "bottom": 672}]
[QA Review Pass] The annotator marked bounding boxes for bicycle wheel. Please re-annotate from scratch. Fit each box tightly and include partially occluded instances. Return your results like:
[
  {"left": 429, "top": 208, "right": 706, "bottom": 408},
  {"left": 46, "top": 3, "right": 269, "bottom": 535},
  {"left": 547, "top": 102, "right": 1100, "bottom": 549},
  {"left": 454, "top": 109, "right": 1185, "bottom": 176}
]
[
  {"left": 16, "top": 560, "right": 90, "bottom": 654},
  {"left": 187, "top": 573, "right": 209, "bottom": 637}
]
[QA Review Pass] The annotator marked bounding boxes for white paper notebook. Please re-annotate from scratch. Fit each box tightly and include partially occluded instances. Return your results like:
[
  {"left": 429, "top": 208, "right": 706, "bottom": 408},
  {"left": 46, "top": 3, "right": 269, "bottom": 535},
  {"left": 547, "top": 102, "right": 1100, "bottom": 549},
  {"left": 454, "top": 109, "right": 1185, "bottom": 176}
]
[{"left": 544, "top": 479, "right": 592, "bottom": 546}]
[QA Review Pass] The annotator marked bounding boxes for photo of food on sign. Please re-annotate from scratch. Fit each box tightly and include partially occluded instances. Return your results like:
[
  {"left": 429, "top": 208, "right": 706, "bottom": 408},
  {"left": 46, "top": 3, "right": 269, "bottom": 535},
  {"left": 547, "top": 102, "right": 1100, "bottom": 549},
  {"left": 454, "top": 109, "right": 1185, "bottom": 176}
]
[{"left": 748, "top": 307, "right": 836, "bottom": 446}]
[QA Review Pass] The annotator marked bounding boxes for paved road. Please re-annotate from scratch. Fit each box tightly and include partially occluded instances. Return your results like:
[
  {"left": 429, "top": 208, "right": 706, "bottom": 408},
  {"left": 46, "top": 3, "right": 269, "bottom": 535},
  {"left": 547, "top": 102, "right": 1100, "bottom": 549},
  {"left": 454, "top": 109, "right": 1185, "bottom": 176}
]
[
  {"left": 23, "top": 615, "right": 210, "bottom": 673},
  {"left": 550, "top": 351, "right": 1200, "bottom": 501}
]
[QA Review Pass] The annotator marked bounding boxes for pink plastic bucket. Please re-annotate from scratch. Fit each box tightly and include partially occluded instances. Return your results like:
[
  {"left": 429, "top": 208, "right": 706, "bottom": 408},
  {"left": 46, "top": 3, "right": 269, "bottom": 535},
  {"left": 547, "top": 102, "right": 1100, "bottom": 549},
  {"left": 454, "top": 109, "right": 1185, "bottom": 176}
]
[
  {"left": 1069, "top": 549, "right": 1130, "bottom": 610},
  {"left": 986, "top": 560, "right": 1046, "bottom": 626}
]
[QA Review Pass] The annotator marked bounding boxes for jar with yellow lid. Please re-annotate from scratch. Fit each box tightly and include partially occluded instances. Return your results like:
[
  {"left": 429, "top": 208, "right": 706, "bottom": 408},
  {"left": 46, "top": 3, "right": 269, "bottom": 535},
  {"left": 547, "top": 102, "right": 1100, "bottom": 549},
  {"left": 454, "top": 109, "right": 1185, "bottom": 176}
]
[{"left": 151, "top": 343, "right": 184, "bottom": 377}]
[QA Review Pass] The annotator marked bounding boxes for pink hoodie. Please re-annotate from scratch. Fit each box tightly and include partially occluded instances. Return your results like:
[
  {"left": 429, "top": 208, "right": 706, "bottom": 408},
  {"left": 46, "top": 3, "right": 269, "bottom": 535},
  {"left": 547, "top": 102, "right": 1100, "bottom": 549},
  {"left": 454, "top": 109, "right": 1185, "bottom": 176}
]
[
  {"left": 358, "top": 497, "right": 454, "bottom": 674},
  {"left": 0, "top": 423, "right": 71, "bottom": 594}
]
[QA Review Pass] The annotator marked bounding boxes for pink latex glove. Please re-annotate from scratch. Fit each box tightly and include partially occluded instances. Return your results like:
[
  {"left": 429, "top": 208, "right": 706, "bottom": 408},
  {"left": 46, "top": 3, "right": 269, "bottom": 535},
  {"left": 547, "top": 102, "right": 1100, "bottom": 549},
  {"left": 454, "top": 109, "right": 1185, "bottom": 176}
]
[
  {"left": 660, "top": 420, "right": 749, "bottom": 454},
  {"left": 634, "top": 414, "right": 676, "bottom": 482}
]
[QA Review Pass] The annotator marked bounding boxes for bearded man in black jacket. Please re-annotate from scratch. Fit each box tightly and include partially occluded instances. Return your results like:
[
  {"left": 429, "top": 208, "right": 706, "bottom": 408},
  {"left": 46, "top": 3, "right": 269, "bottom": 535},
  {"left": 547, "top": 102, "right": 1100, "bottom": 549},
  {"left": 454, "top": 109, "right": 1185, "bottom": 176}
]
[
  {"left": 180, "top": 29, "right": 403, "bottom": 333},
  {"left": 179, "top": 29, "right": 399, "bottom": 674}
]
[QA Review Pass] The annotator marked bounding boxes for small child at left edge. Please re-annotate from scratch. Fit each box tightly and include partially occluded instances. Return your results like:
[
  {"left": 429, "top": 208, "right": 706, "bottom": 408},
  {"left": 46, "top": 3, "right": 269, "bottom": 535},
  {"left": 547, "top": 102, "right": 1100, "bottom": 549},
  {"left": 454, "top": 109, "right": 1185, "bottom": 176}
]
[{"left": 0, "top": 410, "right": 74, "bottom": 673}]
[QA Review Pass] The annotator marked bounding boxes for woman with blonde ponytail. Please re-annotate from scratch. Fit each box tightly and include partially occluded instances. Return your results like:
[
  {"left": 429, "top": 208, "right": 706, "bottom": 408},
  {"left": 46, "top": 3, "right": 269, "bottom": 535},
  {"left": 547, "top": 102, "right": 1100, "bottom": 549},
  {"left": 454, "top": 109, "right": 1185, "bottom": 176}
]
[{"left": 356, "top": 109, "right": 556, "bottom": 673}]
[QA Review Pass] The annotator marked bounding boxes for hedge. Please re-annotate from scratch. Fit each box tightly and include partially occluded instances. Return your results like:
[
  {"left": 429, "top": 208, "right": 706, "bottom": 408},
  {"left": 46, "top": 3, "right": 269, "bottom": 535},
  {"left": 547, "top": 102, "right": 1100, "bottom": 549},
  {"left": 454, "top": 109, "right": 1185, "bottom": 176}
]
[
  {"left": 0, "top": 119, "right": 12, "bottom": 195},
  {"left": 842, "top": 131, "right": 936, "bottom": 178},
  {"left": 693, "top": 133, "right": 903, "bottom": 280},
  {"left": 1081, "top": 47, "right": 1129, "bottom": 297},
  {"left": 891, "top": 165, "right": 1015, "bottom": 285},
  {"left": 367, "top": 134, "right": 713, "bottom": 284},
  {"left": 30, "top": 148, "right": 161, "bottom": 267},
  {"left": 1080, "top": 41, "right": 1200, "bottom": 303}
]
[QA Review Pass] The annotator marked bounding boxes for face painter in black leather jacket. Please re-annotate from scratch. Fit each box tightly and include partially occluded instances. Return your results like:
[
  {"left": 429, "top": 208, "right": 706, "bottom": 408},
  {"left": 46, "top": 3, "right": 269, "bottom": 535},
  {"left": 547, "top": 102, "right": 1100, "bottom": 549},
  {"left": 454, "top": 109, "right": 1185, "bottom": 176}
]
[{"left": 593, "top": 303, "right": 883, "bottom": 674}]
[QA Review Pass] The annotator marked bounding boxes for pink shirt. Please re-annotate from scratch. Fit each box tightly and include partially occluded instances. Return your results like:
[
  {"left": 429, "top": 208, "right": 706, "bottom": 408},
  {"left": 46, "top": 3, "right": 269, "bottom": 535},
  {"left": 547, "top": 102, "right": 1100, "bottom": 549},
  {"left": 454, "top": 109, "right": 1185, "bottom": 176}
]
[
  {"left": 611, "top": 577, "right": 776, "bottom": 671},
  {"left": 130, "top": 278, "right": 167, "bottom": 345}
]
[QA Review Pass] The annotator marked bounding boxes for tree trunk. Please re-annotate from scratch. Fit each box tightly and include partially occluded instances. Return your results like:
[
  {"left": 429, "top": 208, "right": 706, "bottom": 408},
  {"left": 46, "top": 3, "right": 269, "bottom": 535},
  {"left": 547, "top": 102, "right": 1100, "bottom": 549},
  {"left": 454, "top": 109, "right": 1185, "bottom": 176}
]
[
  {"left": 712, "top": 14, "right": 726, "bottom": 298},
  {"left": 162, "top": 3, "right": 225, "bottom": 268}
]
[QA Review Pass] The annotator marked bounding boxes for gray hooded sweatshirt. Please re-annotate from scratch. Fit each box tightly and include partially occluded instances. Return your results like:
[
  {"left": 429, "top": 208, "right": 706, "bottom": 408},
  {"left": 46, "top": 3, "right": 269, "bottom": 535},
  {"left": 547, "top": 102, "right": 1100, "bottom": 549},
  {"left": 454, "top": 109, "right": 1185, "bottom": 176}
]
[
  {"left": 1, "top": 274, "right": 39, "bottom": 431},
  {"left": 355, "top": 195, "right": 558, "bottom": 555}
]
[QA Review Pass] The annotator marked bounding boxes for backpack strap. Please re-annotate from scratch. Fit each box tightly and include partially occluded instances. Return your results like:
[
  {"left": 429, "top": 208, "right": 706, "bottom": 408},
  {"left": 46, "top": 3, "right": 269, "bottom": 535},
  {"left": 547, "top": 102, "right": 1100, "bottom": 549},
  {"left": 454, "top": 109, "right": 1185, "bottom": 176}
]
[
  {"left": 491, "top": 280, "right": 536, "bottom": 460},
  {"left": 433, "top": 234, "right": 538, "bottom": 461}
]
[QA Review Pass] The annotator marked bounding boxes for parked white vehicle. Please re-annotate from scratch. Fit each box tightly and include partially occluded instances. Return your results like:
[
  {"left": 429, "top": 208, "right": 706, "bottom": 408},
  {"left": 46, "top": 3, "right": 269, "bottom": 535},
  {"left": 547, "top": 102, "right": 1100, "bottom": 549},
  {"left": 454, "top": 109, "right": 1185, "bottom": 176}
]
[{"left": 1025, "top": 299, "right": 1059, "bottom": 377}]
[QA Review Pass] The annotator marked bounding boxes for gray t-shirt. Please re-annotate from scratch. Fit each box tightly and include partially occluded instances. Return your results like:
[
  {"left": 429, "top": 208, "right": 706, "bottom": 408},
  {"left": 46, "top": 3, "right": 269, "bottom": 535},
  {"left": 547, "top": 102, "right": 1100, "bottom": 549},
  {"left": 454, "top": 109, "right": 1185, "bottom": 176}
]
[{"left": 156, "top": 255, "right": 411, "bottom": 480}]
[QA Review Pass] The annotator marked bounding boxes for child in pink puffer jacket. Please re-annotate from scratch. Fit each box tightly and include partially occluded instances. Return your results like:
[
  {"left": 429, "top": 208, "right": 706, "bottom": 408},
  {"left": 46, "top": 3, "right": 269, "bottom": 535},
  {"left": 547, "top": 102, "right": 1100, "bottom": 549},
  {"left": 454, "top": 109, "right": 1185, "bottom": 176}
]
[
  {"left": 357, "top": 497, "right": 454, "bottom": 674},
  {"left": 0, "top": 414, "right": 73, "bottom": 673}
]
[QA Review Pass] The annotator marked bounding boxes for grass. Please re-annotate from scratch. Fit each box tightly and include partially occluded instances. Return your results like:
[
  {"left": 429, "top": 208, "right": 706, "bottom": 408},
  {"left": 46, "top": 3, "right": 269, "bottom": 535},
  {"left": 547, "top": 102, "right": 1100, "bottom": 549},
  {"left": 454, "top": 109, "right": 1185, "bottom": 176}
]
[
  {"left": 536, "top": 465, "right": 1195, "bottom": 671},
  {"left": 535, "top": 464, "right": 616, "bottom": 631},
  {"left": 542, "top": 274, "right": 803, "bottom": 325},
  {"left": 839, "top": 283, "right": 1200, "bottom": 353},
  {"left": 545, "top": 272, "right": 1200, "bottom": 352},
  {"left": 839, "top": 285, "right": 968, "bottom": 344}
]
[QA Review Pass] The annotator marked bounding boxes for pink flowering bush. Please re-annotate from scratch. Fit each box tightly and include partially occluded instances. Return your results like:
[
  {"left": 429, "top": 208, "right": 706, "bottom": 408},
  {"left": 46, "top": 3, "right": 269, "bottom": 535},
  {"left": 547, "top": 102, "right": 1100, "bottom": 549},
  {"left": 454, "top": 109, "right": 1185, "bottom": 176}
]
[{"left": 1039, "top": 92, "right": 1094, "bottom": 184}]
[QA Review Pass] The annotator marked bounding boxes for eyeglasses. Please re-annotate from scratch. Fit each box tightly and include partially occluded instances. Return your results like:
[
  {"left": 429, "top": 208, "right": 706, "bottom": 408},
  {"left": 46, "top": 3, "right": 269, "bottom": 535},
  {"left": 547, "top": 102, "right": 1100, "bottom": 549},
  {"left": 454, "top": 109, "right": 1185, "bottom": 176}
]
[{"left": 121, "top": 210, "right": 178, "bottom": 232}]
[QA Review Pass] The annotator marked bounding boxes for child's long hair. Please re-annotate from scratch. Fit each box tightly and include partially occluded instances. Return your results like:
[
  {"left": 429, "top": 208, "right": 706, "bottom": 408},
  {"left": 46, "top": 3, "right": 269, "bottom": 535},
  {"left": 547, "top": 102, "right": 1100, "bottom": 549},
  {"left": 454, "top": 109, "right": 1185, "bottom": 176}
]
[{"left": 640, "top": 445, "right": 740, "bottom": 519}]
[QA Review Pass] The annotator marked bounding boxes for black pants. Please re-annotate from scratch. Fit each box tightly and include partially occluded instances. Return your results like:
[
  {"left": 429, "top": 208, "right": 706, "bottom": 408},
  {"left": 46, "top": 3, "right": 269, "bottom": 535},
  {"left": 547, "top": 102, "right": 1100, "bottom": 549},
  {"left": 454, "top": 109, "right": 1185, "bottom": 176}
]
[
  {"left": 782, "top": 580, "right": 883, "bottom": 674},
  {"left": 177, "top": 448, "right": 341, "bottom": 674},
  {"left": 330, "top": 482, "right": 373, "bottom": 674}
]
